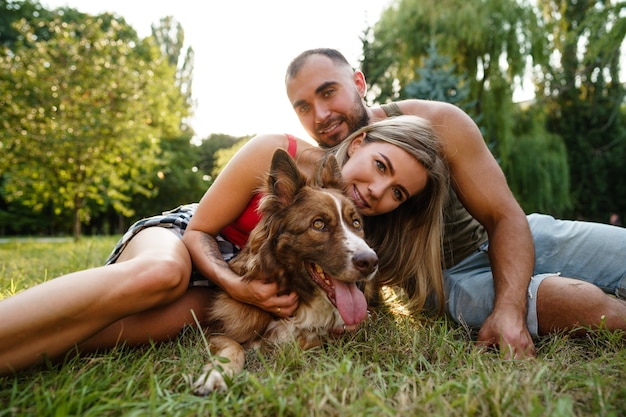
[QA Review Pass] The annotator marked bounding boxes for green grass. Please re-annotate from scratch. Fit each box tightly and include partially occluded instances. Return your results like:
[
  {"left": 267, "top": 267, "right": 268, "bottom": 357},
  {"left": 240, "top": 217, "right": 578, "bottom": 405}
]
[{"left": 1, "top": 237, "right": 625, "bottom": 416}]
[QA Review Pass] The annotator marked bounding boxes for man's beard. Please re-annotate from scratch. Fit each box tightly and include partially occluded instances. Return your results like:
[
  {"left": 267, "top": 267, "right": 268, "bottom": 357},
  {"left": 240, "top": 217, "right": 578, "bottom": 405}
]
[
  {"left": 320, "top": 92, "right": 370, "bottom": 148},
  {"left": 344, "top": 94, "right": 370, "bottom": 137}
]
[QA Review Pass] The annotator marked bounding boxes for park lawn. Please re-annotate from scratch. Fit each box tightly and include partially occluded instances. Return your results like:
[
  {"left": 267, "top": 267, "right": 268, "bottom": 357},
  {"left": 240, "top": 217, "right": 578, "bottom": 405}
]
[{"left": 0, "top": 236, "right": 625, "bottom": 416}]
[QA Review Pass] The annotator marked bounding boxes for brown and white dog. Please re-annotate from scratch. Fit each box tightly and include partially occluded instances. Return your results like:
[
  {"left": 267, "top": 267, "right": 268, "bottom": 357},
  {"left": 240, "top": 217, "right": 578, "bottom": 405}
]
[{"left": 192, "top": 149, "right": 378, "bottom": 395}]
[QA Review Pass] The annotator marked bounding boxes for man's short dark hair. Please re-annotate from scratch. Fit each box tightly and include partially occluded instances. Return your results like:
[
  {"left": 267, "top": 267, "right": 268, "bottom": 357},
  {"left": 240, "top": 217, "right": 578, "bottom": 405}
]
[{"left": 285, "top": 48, "right": 351, "bottom": 81}]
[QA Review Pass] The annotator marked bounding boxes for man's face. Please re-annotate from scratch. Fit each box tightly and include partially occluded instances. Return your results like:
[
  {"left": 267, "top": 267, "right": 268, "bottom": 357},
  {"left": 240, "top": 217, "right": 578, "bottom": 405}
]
[{"left": 286, "top": 55, "right": 369, "bottom": 148}]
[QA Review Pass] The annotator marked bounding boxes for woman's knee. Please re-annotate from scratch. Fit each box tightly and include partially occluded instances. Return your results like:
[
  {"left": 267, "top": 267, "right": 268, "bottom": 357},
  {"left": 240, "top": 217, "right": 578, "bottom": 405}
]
[
  {"left": 114, "top": 228, "right": 193, "bottom": 300},
  {"left": 131, "top": 253, "right": 191, "bottom": 299}
]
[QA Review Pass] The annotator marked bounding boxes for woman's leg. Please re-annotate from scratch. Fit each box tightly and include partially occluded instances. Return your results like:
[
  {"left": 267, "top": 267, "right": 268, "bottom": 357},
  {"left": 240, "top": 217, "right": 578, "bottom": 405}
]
[
  {"left": 0, "top": 227, "right": 193, "bottom": 374},
  {"left": 78, "top": 287, "right": 211, "bottom": 351}
]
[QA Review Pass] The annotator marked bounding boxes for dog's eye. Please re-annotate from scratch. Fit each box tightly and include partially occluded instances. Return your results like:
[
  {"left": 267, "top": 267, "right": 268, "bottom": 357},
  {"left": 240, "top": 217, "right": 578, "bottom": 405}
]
[
  {"left": 352, "top": 218, "right": 362, "bottom": 230},
  {"left": 312, "top": 219, "right": 325, "bottom": 230}
]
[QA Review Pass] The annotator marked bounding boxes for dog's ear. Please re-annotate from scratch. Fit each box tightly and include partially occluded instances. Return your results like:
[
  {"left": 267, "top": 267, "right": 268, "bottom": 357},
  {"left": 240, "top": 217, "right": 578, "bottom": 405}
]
[
  {"left": 268, "top": 149, "right": 307, "bottom": 207},
  {"left": 314, "top": 153, "right": 346, "bottom": 192}
]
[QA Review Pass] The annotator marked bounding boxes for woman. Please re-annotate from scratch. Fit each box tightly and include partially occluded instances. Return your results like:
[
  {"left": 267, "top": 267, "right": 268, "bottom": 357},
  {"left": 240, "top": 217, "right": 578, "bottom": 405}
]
[{"left": 0, "top": 115, "right": 448, "bottom": 374}]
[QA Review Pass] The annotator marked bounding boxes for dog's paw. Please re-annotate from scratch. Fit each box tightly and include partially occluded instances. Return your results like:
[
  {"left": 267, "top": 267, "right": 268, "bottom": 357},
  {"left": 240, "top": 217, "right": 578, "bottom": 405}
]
[{"left": 192, "top": 368, "right": 228, "bottom": 396}]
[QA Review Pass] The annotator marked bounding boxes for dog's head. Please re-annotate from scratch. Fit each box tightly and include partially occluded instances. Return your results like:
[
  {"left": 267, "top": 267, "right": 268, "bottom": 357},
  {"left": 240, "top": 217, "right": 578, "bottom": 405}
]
[{"left": 243, "top": 149, "right": 378, "bottom": 326}]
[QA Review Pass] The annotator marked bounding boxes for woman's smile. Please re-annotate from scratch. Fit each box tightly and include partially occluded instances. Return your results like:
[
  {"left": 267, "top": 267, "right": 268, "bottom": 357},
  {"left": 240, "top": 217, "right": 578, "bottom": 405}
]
[{"left": 350, "top": 185, "right": 370, "bottom": 210}]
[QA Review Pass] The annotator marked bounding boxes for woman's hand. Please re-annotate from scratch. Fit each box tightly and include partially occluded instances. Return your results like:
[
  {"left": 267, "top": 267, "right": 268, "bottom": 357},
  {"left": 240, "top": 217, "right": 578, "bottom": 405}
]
[{"left": 227, "top": 277, "right": 299, "bottom": 317}]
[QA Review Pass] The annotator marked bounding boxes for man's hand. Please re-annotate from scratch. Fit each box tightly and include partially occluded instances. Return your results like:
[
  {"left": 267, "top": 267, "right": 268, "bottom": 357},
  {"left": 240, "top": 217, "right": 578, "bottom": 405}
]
[{"left": 476, "top": 308, "right": 536, "bottom": 359}]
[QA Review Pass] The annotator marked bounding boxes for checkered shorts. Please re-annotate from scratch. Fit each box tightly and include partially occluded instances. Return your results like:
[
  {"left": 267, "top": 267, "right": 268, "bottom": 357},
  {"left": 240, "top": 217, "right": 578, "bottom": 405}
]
[{"left": 104, "top": 203, "right": 240, "bottom": 287}]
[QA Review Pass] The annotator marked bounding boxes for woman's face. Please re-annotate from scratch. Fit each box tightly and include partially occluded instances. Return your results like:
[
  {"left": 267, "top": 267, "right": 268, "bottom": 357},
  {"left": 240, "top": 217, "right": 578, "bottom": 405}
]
[{"left": 340, "top": 136, "right": 428, "bottom": 216}]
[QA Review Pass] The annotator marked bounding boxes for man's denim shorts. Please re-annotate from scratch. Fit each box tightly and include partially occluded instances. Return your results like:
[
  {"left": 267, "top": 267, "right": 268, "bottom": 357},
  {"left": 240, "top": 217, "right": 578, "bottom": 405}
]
[{"left": 444, "top": 213, "right": 626, "bottom": 337}]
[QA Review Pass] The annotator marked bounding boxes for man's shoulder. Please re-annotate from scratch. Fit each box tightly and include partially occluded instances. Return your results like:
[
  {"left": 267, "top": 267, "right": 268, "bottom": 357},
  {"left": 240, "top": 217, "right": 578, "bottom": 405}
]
[
  {"left": 372, "top": 99, "right": 444, "bottom": 120},
  {"left": 395, "top": 99, "right": 458, "bottom": 117},
  {"left": 390, "top": 99, "right": 473, "bottom": 131},
  {"left": 371, "top": 99, "right": 473, "bottom": 134}
]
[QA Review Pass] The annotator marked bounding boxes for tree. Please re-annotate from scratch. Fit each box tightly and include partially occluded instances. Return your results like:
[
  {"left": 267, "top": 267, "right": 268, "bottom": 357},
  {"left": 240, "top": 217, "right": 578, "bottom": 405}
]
[
  {"left": 362, "top": 0, "right": 546, "bottom": 102},
  {"left": 212, "top": 138, "right": 250, "bottom": 179},
  {"left": 127, "top": 134, "right": 209, "bottom": 222},
  {"left": 402, "top": 41, "right": 484, "bottom": 138},
  {"left": 403, "top": 41, "right": 471, "bottom": 106},
  {"left": 0, "top": 13, "right": 187, "bottom": 238},
  {"left": 361, "top": 0, "right": 547, "bottom": 157},
  {"left": 505, "top": 107, "right": 572, "bottom": 216},
  {"left": 150, "top": 16, "right": 194, "bottom": 113},
  {"left": 195, "top": 133, "right": 247, "bottom": 176},
  {"left": 118, "top": 16, "right": 200, "bottom": 229},
  {"left": 538, "top": 0, "right": 626, "bottom": 220},
  {"left": 362, "top": 0, "right": 570, "bottom": 213},
  {"left": 0, "top": 0, "right": 54, "bottom": 49}
]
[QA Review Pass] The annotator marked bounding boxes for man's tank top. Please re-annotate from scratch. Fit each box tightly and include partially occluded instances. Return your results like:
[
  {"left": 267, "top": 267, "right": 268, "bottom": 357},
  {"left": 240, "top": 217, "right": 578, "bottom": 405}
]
[
  {"left": 380, "top": 103, "right": 488, "bottom": 269},
  {"left": 220, "top": 135, "right": 298, "bottom": 248}
]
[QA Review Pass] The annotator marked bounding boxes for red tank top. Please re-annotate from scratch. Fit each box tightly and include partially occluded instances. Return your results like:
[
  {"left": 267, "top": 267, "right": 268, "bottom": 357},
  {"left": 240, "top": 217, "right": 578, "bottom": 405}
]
[{"left": 220, "top": 135, "right": 298, "bottom": 247}]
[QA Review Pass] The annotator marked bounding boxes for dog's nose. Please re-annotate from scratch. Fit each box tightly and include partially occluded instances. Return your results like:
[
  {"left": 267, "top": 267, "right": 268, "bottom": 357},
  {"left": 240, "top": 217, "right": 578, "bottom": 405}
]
[{"left": 352, "top": 250, "right": 379, "bottom": 276}]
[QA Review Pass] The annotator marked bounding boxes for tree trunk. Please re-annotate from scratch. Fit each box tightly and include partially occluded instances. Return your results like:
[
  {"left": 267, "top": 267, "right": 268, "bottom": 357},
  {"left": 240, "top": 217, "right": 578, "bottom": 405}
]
[{"left": 73, "top": 200, "right": 82, "bottom": 241}]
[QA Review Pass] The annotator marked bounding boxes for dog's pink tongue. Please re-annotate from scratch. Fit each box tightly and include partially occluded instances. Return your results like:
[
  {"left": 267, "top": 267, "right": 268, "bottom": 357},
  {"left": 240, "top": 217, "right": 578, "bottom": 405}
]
[{"left": 332, "top": 279, "right": 368, "bottom": 325}]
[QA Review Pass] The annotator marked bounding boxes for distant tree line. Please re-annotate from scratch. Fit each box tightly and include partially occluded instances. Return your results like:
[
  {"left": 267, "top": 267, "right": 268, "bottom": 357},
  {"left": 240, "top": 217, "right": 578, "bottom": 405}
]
[
  {"left": 0, "top": 0, "right": 250, "bottom": 238},
  {"left": 1, "top": 0, "right": 624, "bottom": 238}
]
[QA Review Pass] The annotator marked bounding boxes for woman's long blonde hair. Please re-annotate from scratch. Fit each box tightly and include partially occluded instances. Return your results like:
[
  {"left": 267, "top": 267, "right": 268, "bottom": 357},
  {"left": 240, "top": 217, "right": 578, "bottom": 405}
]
[{"left": 332, "top": 115, "right": 449, "bottom": 315}]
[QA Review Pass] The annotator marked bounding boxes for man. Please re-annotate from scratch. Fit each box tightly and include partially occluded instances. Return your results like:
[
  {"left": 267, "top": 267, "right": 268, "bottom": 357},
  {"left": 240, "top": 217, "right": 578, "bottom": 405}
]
[{"left": 284, "top": 48, "right": 626, "bottom": 359}]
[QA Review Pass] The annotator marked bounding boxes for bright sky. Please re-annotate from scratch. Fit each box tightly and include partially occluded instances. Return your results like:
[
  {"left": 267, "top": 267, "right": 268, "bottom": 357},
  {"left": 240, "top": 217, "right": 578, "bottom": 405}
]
[{"left": 41, "top": 0, "right": 392, "bottom": 141}]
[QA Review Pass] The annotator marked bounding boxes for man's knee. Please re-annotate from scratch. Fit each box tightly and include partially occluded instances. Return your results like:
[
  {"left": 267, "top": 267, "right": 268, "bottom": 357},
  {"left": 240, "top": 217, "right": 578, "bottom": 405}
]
[
  {"left": 537, "top": 276, "right": 626, "bottom": 333},
  {"left": 598, "top": 296, "right": 626, "bottom": 330}
]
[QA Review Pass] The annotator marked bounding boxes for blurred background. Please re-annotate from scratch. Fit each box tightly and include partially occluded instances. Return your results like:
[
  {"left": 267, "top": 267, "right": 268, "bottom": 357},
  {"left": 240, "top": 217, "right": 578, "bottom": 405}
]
[{"left": 1, "top": 0, "right": 624, "bottom": 238}]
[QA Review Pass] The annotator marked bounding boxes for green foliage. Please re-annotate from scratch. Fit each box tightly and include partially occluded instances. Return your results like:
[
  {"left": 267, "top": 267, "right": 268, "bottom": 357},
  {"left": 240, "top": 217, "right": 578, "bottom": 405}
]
[
  {"left": 0, "top": 5, "right": 194, "bottom": 237},
  {"left": 0, "top": 0, "right": 54, "bottom": 49},
  {"left": 361, "top": 0, "right": 547, "bottom": 144},
  {"left": 0, "top": 16, "right": 159, "bottom": 237},
  {"left": 402, "top": 42, "right": 487, "bottom": 144},
  {"left": 194, "top": 133, "right": 247, "bottom": 177},
  {"left": 539, "top": 0, "right": 626, "bottom": 220},
  {"left": 1, "top": 238, "right": 625, "bottom": 416},
  {"left": 0, "top": 4, "right": 240, "bottom": 235},
  {"left": 0, "top": 194, "right": 73, "bottom": 235},
  {"left": 129, "top": 134, "right": 210, "bottom": 219},
  {"left": 212, "top": 137, "right": 251, "bottom": 178},
  {"left": 362, "top": 0, "right": 546, "bottom": 110},
  {"left": 361, "top": 0, "right": 552, "bottom": 204},
  {"left": 150, "top": 16, "right": 194, "bottom": 108},
  {"left": 505, "top": 110, "right": 572, "bottom": 216},
  {"left": 403, "top": 41, "right": 471, "bottom": 107}
]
